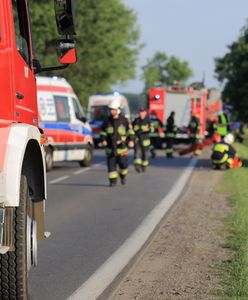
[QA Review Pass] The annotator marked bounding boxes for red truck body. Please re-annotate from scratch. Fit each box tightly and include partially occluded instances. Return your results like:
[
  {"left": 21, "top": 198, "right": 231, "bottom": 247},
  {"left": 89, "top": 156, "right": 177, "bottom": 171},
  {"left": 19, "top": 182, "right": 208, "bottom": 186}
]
[{"left": 0, "top": 1, "right": 76, "bottom": 298}]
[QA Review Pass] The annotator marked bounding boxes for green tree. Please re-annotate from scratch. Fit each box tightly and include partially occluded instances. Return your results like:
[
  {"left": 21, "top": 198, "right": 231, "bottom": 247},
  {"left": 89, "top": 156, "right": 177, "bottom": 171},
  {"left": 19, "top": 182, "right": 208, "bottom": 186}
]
[
  {"left": 29, "top": 0, "right": 141, "bottom": 106},
  {"left": 215, "top": 23, "right": 248, "bottom": 120},
  {"left": 142, "top": 51, "right": 193, "bottom": 90}
]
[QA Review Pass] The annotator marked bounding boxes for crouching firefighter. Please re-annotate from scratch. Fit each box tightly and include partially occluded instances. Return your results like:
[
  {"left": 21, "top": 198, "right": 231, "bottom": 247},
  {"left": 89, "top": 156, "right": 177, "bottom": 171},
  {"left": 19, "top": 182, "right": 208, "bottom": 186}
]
[
  {"left": 211, "top": 133, "right": 243, "bottom": 170},
  {"left": 133, "top": 108, "right": 151, "bottom": 173},
  {"left": 100, "top": 99, "right": 134, "bottom": 186}
]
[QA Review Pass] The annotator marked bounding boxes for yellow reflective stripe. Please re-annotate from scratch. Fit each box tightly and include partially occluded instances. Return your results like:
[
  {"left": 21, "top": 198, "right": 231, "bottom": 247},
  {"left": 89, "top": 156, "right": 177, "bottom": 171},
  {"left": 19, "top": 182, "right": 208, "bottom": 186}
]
[
  {"left": 117, "top": 148, "right": 128, "bottom": 155},
  {"left": 106, "top": 127, "right": 114, "bottom": 134},
  {"left": 119, "top": 168, "right": 128, "bottom": 175},
  {"left": 135, "top": 158, "right": 142, "bottom": 165},
  {"left": 166, "top": 148, "right": 173, "bottom": 153},
  {"left": 108, "top": 171, "right": 118, "bottom": 179},
  {"left": 214, "top": 144, "right": 229, "bottom": 152},
  {"left": 118, "top": 128, "right": 126, "bottom": 135},
  {"left": 134, "top": 125, "right": 140, "bottom": 131},
  {"left": 141, "top": 125, "right": 149, "bottom": 131},
  {"left": 128, "top": 129, "right": 135, "bottom": 136},
  {"left": 143, "top": 139, "right": 151, "bottom": 147},
  {"left": 142, "top": 160, "right": 149, "bottom": 167},
  {"left": 100, "top": 131, "right": 107, "bottom": 136},
  {"left": 212, "top": 153, "right": 228, "bottom": 164}
]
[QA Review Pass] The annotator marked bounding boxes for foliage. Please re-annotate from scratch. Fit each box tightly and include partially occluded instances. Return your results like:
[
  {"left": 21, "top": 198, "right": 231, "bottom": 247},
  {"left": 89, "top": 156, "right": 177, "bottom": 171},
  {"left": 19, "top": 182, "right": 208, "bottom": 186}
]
[
  {"left": 215, "top": 23, "right": 248, "bottom": 121},
  {"left": 217, "top": 132, "right": 248, "bottom": 298},
  {"left": 29, "top": 0, "right": 141, "bottom": 106},
  {"left": 141, "top": 51, "right": 193, "bottom": 90}
]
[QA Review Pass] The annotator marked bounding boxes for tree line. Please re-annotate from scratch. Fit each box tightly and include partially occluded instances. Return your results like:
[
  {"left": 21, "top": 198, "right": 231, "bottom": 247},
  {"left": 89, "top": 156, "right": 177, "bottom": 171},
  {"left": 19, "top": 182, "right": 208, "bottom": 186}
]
[{"left": 30, "top": 1, "right": 248, "bottom": 120}]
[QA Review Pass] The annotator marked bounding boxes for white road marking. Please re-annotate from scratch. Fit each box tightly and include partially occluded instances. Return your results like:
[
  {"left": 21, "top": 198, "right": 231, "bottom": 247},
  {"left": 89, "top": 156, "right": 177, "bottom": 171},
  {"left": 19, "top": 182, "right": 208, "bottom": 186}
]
[
  {"left": 49, "top": 161, "right": 105, "bottom": 184},
  {"left": 73, "top": 168, "right": 90, "bottom": 175},
  {"left": 68, "top": 158, "right": 198, "bottom": 300},
  {"left": 49, "top": 176, "right": 69, "bottom": 184}
]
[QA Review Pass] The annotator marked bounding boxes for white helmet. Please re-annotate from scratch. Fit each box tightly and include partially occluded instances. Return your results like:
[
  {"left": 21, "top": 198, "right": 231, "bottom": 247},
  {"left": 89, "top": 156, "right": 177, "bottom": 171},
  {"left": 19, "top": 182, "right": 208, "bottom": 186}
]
[
  {"left": 224, "top": 133, "right": 234, "bottom": 145},
  {"left": 108, "top": 99, "right": 121, "bottom": 113}
]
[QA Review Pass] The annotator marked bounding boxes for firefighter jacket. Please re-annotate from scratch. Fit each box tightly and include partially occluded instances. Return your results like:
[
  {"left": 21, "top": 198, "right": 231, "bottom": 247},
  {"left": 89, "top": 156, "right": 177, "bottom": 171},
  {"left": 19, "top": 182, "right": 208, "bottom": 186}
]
[
  {"left": 216, "top": 113, "right": 230, "bottom": 137},
  {"left": 132, "top": 116, "right": 151, "bottom": 148},
  {"left": 164, "top": 115, "right": 177, "bottom": 138},
  {"left": 149, "top": 116, "right": 163, "bottom": 137},
  {"left": 100, "top": 115, "right": 134, "bottom": 156},
  {"left": 188, "top": 116, "right": 201, "bottom": 139},
  {"left": 211, "top": 142, "right": 236, "bottom": 165}
]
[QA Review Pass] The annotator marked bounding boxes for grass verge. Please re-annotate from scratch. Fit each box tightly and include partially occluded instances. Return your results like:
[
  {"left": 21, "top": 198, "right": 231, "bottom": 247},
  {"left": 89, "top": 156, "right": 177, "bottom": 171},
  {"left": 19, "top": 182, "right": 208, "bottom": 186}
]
[{"left": 217, "top": 136, "right": 248, "bottom": 299}]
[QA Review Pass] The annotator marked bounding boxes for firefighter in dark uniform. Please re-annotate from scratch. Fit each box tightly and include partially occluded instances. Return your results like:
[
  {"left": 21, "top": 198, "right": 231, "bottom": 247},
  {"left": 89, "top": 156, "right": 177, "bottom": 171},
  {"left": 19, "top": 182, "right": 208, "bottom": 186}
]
[
  {"left": 164, "top": 111, "right": 177, "bottom": 158},
  {"left": 188, "top": 114, "right": 201, "bottom": 156},
  {"left": 100, "top": 99, "right": 134, "bottom": 186},
  {"left": 211, "top": 133, "right": 243, "bottom": 169},
  {"left": 216, "top": 107, "right": 231, "bottom": 140},
  {"left": 133, "top": 108, "right": 151, "bottom": 173},
  {"left": 149, "top": 110, "right": 163, "bottom": 158}
]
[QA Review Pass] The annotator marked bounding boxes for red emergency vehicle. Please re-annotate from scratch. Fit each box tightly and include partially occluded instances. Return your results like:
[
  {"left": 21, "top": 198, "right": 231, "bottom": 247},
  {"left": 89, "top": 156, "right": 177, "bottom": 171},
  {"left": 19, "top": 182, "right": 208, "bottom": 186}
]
[
  {"left": 148, "top": 84, "right": 220, "bottom": 143},
  {"left": 0, "top": 0, "right": 76, "bottom": 298}
]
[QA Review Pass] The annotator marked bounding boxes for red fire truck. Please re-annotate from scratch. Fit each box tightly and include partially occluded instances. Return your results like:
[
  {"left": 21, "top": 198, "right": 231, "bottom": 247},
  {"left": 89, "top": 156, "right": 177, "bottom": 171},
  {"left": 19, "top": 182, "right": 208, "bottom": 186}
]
[
  {"left": 148, "top": 84, "right": 217, "bottom": 143},
  {"left": 0, "top": 0, "right": 76, "bottom": 298}
]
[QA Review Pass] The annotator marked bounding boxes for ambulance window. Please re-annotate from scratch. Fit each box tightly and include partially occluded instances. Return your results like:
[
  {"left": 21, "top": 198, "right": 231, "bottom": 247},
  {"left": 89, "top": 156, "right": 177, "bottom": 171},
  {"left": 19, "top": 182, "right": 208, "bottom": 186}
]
[
  {"left": 72, "top": 98, "right": 85, "bottom": 120},
  {"left": 54, "top": 96, "right": 70, "bottom": 122},
  {"left": 12, "top": 0, "right": 31, "bottom": 66}
]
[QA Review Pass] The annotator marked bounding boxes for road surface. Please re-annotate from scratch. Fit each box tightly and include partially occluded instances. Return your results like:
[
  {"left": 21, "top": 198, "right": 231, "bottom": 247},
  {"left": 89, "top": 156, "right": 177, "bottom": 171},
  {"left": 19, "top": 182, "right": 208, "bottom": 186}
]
[{"left": 30, "top": 149, "right": 195, "bottom": 300}]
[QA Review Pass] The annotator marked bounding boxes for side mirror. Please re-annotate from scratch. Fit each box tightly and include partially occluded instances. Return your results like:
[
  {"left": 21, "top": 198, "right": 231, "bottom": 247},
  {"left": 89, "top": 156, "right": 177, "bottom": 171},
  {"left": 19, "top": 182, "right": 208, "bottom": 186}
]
[
  {"left": 75, "top": 112, "right": 87, "bottom": 123},
  {"left": 54, "top": 0, "right": 76, "bottom": 35},
  {"left": 57, "top": 39, "right": 77, "bottom": 64}
]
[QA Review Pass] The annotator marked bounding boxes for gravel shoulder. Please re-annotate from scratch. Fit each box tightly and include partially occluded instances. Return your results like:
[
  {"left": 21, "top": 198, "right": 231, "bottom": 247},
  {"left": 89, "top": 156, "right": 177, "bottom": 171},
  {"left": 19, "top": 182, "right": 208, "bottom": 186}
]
[{"left": 108, "top": 152, "right": 231, "bottom": 300}]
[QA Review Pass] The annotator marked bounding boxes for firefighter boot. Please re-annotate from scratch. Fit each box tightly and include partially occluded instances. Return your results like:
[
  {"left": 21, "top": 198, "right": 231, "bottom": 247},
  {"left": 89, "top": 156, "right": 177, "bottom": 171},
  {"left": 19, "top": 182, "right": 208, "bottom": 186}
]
[
  {"left": 120, "top": 175, "right": 126, "bottom": 185},
  {"left": 135, "top": 164, "right": 141, "bottom": 173},
  {"left": 109, "top": 178, "right": 117, "bottom": 187}
]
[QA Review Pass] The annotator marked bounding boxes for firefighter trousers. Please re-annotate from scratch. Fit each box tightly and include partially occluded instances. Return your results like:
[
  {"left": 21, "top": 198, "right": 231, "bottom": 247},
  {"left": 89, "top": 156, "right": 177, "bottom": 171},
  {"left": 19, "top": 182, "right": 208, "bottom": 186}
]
[
  {"left": 134, "top": 141, "right": 149, "bottom": 168},
  {"left": 165, "top": 137, "right": 174, "bottom": 157},
  {"left": 107, "top": 154, "right": 128, "bottom": 182}
]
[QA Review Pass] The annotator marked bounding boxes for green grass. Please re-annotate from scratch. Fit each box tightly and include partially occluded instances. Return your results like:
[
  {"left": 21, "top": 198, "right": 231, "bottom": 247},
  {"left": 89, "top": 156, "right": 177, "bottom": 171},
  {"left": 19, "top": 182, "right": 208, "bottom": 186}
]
[{"left": 217, "top": 133, "right": 248, "bottom": 299}]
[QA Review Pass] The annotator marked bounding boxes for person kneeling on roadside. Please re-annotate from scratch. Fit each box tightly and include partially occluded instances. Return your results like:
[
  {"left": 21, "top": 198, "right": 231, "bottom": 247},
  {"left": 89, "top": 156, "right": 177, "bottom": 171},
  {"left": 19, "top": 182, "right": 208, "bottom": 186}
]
[
  {"left": 100, "top": 99, "right": 134, "bottom": 187},
  {"left": 211, "top": 133, "right": 243, "bottom": 170}
]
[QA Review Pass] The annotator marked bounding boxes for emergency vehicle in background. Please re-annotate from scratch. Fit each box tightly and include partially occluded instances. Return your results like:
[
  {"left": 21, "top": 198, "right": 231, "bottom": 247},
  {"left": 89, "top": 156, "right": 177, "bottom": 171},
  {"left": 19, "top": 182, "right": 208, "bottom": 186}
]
[
  {"left": 0, "top": 0, "right": 76, "bottom": 298},
  {"left": 37, "top": 76, "right": 93, "bottom": 171},
  {"left": 88, "top": 93, "right": 131, "bottom": 146},
  {"left": 148, "top": 84, "right": 222, "bottom": 144}
]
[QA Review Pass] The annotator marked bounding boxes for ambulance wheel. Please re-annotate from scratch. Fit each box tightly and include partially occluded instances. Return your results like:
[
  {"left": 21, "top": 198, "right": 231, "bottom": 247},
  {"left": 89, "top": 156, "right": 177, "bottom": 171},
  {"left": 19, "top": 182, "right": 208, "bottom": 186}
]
[
  {"left": 79, "top": 148, "right": 92, "bottom": 167},
  {"left": 45, "top": 146, "right": 53, "bottom": 172},
  {"left": 0, "top": 176, "right": 33, "bottom": 300}
]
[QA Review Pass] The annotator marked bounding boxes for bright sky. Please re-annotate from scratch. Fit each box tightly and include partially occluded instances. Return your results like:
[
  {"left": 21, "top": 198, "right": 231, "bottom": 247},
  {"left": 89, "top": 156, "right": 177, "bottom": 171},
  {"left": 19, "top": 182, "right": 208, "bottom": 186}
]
[{"left": 114, "top": 0, "right": 248, "bottom": 93}]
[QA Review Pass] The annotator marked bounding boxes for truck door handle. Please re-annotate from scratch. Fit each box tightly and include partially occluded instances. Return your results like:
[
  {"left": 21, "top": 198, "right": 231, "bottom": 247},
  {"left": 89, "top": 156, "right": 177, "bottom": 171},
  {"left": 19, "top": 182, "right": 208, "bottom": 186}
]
[{"left": 16, "top": 92, "right": 24, "bottom": 99}]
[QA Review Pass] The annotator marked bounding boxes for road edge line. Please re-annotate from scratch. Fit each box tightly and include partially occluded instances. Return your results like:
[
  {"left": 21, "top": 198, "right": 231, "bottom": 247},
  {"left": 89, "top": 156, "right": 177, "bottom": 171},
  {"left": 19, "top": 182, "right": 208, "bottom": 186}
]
[{"left": 68, "top": 158, "right": 198, "bottom": 300}]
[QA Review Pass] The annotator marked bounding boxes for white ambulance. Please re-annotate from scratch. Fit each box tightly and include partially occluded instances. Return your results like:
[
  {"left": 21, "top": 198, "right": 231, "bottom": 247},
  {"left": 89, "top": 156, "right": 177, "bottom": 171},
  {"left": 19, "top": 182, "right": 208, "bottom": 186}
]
[{"left": 37, "top": 76, "right": 93, "bottom": 171}]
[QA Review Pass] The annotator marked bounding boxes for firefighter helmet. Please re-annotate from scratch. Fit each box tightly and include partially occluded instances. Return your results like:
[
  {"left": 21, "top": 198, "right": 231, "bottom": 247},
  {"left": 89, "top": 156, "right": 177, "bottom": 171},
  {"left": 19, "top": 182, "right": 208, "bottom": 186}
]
[
  {"left": 224, "top": 133, "right": 234, "bottom": 145},
  {"left": 108, "top": 99, "right": 121, "bottom": 113}
]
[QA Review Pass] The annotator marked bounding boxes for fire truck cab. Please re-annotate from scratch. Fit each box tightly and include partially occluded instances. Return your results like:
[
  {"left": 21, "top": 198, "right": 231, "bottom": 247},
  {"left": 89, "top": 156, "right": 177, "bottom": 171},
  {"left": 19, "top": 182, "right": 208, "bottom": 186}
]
[{"left": 0, "top": 0, "right": 76, "bottom": 298}]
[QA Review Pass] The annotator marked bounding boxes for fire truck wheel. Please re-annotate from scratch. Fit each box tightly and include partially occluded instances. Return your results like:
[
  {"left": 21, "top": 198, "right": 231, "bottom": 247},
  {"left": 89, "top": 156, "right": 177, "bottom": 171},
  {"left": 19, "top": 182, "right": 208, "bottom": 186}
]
[
  {"left": 79, "top": 148, "right": 92, "bottom": 167},
  {"left": 0, "top": 176, "right": 31, "bottom": 299},
  {"left": 45, "top": 146, "right": 53, "bottom": 172}
]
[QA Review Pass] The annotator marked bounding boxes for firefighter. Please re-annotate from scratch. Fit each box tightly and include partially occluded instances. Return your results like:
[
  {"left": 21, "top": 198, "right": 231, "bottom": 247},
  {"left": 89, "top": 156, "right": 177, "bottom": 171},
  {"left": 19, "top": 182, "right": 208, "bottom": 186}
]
[
  {"left": 164, "top": 111, "right": 177, "bottom": 158},
  {"left": 133, "top": 108, "right": 151, "bottom": 173},
  {"left": 216, "top": 107, "right": 231, "bottom": 140},
  {"left": 211, "top": 133, "right": 243, "bottom": 170},
  {"left": 100, "top": 99, "right": 134, "bottom": 186},
  {"left": 188, "top": 114, "right": 201, "bottom": 156},
  {"left": 149, "top": 110, "right": 163, "bottom": 158}
]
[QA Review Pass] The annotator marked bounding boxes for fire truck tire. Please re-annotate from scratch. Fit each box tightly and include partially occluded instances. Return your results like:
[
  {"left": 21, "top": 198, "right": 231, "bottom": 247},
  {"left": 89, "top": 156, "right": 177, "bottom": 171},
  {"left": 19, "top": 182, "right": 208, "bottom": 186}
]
[
  {"left": 45, "top": 146, "right": 53, "bottom": 172},
  {"left": 0, "top": 176, "right": 31, "bottom": 300},
  {"left": 79, "top": 148, "right": 92, "bottom": 167}
]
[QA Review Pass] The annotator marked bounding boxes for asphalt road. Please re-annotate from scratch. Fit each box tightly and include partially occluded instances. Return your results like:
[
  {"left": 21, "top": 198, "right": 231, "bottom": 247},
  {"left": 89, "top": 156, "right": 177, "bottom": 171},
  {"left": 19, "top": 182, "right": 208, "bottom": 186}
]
[{"left": 29, "top": 149, "right": 193, "bottom": 300}]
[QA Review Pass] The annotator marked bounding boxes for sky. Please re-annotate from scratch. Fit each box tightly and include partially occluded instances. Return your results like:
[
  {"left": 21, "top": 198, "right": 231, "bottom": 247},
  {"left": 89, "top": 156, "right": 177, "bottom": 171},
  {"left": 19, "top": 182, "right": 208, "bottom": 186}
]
[{"left": 114, "top": 0, "right": 248, "bottom": 93}]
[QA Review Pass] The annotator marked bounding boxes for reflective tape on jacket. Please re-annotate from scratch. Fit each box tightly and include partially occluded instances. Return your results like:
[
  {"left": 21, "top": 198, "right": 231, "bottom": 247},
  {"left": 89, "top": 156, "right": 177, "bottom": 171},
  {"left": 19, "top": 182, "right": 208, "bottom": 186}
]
[
  {"left": 142, "top": 139, "right": 151, "bottom": 147},
  {"left": 135, "top": 158, "right": 142, "bottom": 165}
]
